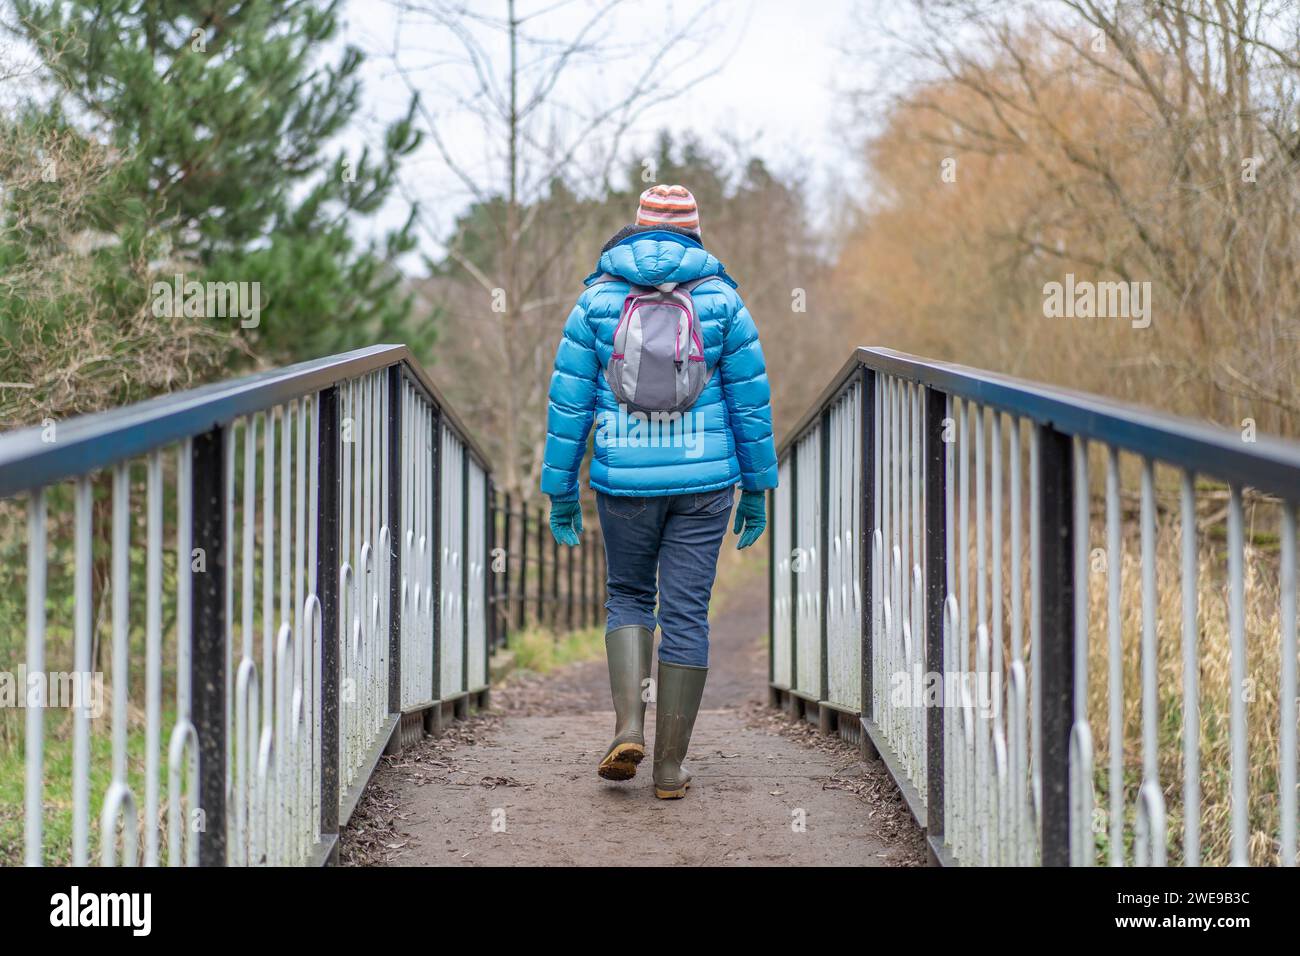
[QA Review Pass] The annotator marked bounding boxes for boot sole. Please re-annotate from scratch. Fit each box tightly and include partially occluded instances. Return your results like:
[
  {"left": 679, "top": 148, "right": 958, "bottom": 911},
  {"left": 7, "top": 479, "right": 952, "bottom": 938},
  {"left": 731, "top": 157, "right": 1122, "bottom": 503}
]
[
  {"left": 654, "top": 781, "right": 691, "bottom": 799},
  {"left": 598, "top": 742, "right": 645, "bottom": 781}
]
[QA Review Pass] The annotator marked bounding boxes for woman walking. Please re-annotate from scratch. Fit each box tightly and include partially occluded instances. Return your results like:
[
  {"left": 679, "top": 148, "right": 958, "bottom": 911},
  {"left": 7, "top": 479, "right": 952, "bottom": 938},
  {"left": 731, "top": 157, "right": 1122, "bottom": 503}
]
[{"left": 541, "top": 185, "right": 777, "bottom": 799}]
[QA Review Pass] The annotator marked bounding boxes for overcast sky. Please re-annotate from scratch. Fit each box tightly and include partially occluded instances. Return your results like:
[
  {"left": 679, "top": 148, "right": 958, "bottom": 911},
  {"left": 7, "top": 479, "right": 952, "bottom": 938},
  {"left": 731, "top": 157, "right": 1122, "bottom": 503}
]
[{"left": 342, "top": 0, "right": 869, "bottom": 257}]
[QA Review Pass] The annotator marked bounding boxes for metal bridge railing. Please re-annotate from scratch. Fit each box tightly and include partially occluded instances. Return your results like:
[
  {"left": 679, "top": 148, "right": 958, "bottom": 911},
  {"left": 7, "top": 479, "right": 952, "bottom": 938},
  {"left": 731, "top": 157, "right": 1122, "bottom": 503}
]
[
  {"left": 770, "top": 347, "right": 1300, "bottom": 867},
  {"left": 489, "top": 494, "right": 605, "bottom": 643},
  {"left": 1, "top": 345, "right": 520, "bottom": 866}
]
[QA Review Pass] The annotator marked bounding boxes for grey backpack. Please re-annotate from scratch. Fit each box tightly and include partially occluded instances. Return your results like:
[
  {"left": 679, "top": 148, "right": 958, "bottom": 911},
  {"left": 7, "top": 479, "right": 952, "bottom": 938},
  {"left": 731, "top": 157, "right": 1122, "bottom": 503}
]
[{"left": 593, "top": 274, "right": 712, "bottom": 414}]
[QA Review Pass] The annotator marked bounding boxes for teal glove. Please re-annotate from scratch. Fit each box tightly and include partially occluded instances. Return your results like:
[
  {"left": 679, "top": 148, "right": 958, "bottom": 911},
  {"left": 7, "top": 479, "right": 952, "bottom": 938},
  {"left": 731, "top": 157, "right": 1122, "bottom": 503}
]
[
  {"left": 548, "top": 497, "right": 582, "bottom": 547},
  {"left": 732, "top": 490, "right": 767, "bottom": 550}
]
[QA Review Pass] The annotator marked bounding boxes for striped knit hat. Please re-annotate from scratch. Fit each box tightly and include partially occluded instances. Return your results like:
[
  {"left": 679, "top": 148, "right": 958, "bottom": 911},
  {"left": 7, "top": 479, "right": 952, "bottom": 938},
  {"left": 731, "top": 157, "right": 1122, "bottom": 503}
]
[{"left": 636, "top": 184, "right": 700, "bottom": 234}]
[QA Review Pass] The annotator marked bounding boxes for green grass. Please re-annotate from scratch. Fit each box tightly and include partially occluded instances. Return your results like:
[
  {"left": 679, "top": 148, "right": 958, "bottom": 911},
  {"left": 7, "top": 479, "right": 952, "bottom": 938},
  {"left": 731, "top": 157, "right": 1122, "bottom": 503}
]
[
  {"left": 507, "top": 625, "right": 605, "bottom": 674},
  {"left": 0, "top": 710, "right": 172, "bottom": 866}
]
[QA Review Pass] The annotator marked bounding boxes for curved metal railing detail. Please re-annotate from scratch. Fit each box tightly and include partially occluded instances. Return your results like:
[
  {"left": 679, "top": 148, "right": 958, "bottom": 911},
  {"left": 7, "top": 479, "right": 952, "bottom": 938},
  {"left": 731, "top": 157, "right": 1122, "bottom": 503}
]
[
  {"left": 770, "top": 347, "right": 1300, "bottom": 867},
  {"left": 4, "top": 345, "right": 501, "bottom": 866}
]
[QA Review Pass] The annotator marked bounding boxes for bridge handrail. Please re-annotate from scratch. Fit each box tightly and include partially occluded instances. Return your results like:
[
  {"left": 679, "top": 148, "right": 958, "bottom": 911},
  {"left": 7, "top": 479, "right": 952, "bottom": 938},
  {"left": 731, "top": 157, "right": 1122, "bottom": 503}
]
[
  {"left": 6, "top": 344, "right": 553, "bottom": 867},
  {"left": 778, "top": 347, "right": 1300, "bottom": 500},
  {"left": 769, "top": 346, "right": 1299, "bottom": 868},
  {"left": 0, "top": 344, "right": 492, "bottom": 498}
]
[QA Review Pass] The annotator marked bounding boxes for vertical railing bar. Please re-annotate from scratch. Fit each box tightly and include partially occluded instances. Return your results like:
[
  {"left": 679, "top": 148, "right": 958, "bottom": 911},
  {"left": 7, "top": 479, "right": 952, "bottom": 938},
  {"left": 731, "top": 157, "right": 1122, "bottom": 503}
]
[
  {"left": 72, "top": 477, "right": 92, "bottom": 866},
  {"left": 819, "top": 406, "right": 831, "bottom": 704},
  {"left": 859, "top": 365, "right": 875, "bottom": 730},
  {"left": 1227, "top": 484, "right": 1247, "bottom": 866},
  {"left": 1180, "top": 469, "right": 1201, "bottom": 867},
  {"left": 790, "top": 430, "right": 799, "bottom": 697},
  {"left": 1107, "top": 446, "right": 1124, "bottom": 866},
  {"left": 223, "top": 422, "right": 235, "bottom": 794},
  {"left": 431, "top": 408, "right": 443, "bottom": 700},
  {"left": 1139, "top": 457, "right": 1159, "bottom": 861},
  {"left": 387, "top": 366, "right": 403, "bottom": 713},
  {"left": 291, "top": 402, "right": 305, "bottom": 862},
  {"left": 408, "top": 387, "right": 418, "bottom": 704},
  {"left": 553, "top": 509, "right": 564, "bottom": 634},
  {"left": 415, "top": 386, "right": 423, "bottom": 702},
  {"left": 280, "top": 406, "right": 292, "bottom": 690},
  {"left": 567, "top": 508, "right": 576, "bottom": 633},
  {"left": 377, "top": 372, "right": 387, "bottom": 725},
  {"left": 487, "top": 480, "right": 497, "bottom": 655},
  {"left": 408, "top": 390, "right": 417, "bottom": 704},
  {"left": 925, "top": 385, "right": 947, "bottom": 850},
  {"left": 23, "top": 489, "right": 47, "bottom": 866},
  {"left": 263, "top": 409, "right": 276, "bottom": 725},
  {"left": 462, "top": 443, "right": 471, "bottom": 692},
  {"left": 1036, "top": 424, "right": 1074, "bottom": 867},
  {"left": 975, "top": 406, "right": 986, "bottom": 654},
  {"left": 192, "top": 426, "right": 229, "bottom": 866},
  {"left": 176, "top": 438, "right": 197, "bottom": 866},
  {"left": 104, "top": 461, "right": 134, "bottom": 867},
  {"left": 1009, "top": 416, "right": 1025, "bottom": 863},
  {"left": 295, "top": 400, "right": 307, "bottom": 721},
  {"left": 503, "top": 492, "right": 514, "bottom": 639},
  {"left": 911, "top": 383, "right": 923, "bottom": 781},
  {"left": 1069, "top": 438, "right": 1093, "bottom": 868},
  {"left": 317, "top": 386, "right": 341, "bottom": 850},
  {"left": 145, "top": 451, "right": 163, "bottom": 866},
  {"left": 337, "top": 387, "right": 349, "bottom": 793},
  {"left": 182, "top": 437, "right": 196, "bottom": 732},
  {"left": 1280, "top": 499, "right": 1297, "bottom": 867},
  {"left": 515, "top": 501, "right": 526, "bottom": 631},
  {"left": 239, "top": 415, "right": 256, "bottom": 855},
  {"left": 280, "top": 403, "right": 293, "bottom": 861},
  {"left": 958, "top": 400, "right": 970, "bottom": 692},
  {"left": 881, "top": 377, "right": 892, "bottom": 740},
  {"left": 872, "top": 372, "right": 882, "bottom": 729},
  {"left": 770, "top": 479, "right": 777, "bottom": 687},
  {"left": 882, "top": 376, "right": 893, "bottom": 741},
  {"left": 536, "top": 495, "right": 545, "bottom": 629},
  {"left": 944, "top": 394, "right": 956, "bottom": 851},
  {"left": 243, "top": 417, "right": 256, "bottom": 663},
  {"left": 1009, "top": 419, "right": 1023, "bottom": 661},
  {"left": 307, "top": 396, "right": 321, "bottom": 839},
  {"left": 895, "top": 379, "right": 904, "bottom": 749},
  {"left": 112, "top": 462, "right": 130, "bottom": 790},
  {"left": 972, "top": 405, "right": 989, "bottom": 862},
  {"left": 581, "top": 507, "right": 590, "bottom": 632},
  {"left": 1029, "top": 425, "right": 1042, "bottom": 847},
  {"left": 991, "top": 413, "right": 1003, "bottom": 725},
  {"left": 1073, "top": 440, "right": 1090, "bottom": 720}
]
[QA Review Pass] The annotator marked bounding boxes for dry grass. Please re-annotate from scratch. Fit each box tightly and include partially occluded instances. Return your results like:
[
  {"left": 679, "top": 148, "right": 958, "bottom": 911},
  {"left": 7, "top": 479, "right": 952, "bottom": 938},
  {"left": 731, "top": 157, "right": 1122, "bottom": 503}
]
[
  {"left": 936, "top": 411, "right": 1295, "bottom": 867},
  {"left": 1081, "top": 494, "right": 1289, "bottom": 867}
]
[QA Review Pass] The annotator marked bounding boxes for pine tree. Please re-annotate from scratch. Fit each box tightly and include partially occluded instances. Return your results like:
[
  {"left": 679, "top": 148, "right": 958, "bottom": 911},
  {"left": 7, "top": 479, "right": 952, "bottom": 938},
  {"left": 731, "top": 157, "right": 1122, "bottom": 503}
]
[{"left": 12, "top": 0, "right": 426, "bottom": 363}]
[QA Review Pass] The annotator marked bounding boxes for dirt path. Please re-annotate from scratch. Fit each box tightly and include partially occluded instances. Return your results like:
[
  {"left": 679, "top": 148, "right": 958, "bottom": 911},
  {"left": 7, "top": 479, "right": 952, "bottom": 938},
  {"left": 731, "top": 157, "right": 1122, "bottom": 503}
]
[{"left": 341, "top": 558, "right": 926, "bottom": 867}]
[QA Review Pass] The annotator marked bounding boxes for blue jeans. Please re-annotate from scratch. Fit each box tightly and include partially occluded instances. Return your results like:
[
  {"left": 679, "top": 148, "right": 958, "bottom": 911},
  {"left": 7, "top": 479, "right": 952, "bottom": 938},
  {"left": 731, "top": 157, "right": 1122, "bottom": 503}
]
[{"left": 596, "top": 486, "right": 735, "bottom": 667}]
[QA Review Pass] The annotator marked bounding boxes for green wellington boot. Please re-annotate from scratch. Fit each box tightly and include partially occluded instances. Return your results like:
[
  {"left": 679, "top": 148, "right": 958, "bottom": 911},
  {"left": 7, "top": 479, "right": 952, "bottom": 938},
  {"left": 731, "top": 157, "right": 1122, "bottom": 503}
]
[
  {"left": 652, "top": 661, "right": 708, "bottom": 799},
  {"left": 597, "top": 625, "right": 654, "bottom": 781}
]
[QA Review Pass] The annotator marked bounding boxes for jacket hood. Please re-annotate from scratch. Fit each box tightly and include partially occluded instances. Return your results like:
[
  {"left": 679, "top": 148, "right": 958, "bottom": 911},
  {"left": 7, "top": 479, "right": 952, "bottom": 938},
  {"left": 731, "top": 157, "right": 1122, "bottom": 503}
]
[{"left": 585, "top": 227, "right": 737, "bottom": 289}]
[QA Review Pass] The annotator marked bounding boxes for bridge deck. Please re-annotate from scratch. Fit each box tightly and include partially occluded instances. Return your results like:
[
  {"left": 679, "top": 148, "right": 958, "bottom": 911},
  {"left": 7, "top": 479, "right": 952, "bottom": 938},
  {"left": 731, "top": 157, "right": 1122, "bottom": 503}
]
[{"left": 342, "top": 567, "right": 925, "bottom": 866}]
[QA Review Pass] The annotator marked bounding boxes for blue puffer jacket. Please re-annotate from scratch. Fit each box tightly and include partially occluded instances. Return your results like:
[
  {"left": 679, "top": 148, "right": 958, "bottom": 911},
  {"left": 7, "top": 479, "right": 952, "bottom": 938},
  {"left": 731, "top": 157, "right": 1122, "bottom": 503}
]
[{"left": 541, "top": 228, "right": 778, "bottom": 499}]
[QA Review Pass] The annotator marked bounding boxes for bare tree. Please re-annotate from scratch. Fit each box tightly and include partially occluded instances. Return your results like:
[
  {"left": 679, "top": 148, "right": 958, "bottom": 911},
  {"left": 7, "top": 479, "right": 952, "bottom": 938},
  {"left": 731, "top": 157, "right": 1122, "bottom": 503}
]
[
  {"left": 843, "top": 0, "right": 1300, "bottom": 432},
  {"left": 380, "top": 0, "right": 735, "bottom": 494}
]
